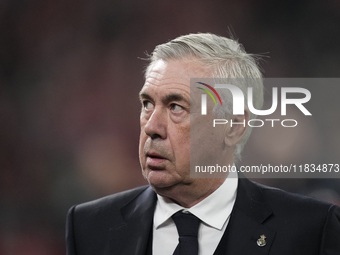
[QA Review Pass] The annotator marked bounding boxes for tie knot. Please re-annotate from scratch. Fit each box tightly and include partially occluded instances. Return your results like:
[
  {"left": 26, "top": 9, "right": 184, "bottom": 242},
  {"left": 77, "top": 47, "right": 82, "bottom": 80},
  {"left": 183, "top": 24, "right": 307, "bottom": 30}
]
[{"left": 172, "top": 211, "right": 200, "bottom": 237}]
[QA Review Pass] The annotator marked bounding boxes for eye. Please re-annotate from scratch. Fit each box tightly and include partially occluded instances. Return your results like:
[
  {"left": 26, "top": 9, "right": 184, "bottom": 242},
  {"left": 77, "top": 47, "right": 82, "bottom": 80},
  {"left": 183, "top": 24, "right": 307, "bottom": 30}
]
[
  {"left": 143, "top": 101, "right": 154, "bottom": 111},
  {"left": 170, "top": 104, "right": 184, "bottom": 113}
]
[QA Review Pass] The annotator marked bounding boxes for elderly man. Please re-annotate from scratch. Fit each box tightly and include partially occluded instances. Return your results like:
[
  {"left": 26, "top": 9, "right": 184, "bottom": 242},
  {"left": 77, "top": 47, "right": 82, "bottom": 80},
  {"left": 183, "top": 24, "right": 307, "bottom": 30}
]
[{"left": 66, "top": 33, "right": 340, "bottom": 255}]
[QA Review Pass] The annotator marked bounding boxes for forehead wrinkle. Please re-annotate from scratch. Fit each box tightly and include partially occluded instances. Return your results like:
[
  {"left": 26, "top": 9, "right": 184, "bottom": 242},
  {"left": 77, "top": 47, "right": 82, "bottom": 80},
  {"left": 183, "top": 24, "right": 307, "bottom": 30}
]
[
  {"left": 140, "top": 85, "right": 190, "bottom": 103},
  {"left": 142, "top": 78, "right": 191, "bottom": 101},
  {"left": 145, "top": 75, "right": 189, "bottom": 88},
  {"left": 140, "top": 80, "right": 191, "bottom": 107},
  {"left": 145, "top": 59, "right": 211, "bottom": 88},
  {"left": 141, "top": 59, "right": 210, "bottom": 106},
  {"left": 146, "top": 68, "right": 164, "bottom": 81}
]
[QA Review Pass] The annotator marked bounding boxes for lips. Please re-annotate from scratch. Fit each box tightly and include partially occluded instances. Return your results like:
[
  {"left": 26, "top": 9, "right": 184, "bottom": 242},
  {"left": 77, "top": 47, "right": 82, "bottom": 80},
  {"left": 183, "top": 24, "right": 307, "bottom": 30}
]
[
  {"left": 147, "top": 152, "right": 166, "bottom": 159},
  {"left": 146, "top": 151, "right": 167, "bottom": 168}
]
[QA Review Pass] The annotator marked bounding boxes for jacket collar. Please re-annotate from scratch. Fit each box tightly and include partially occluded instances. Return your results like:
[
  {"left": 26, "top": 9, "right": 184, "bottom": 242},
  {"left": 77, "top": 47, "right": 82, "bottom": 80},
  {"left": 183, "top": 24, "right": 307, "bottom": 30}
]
[
  {"left": 213, "top": 177, "right": 276, "bottom": 255},
  {"left": 110, "top": 186, "right": 157, "bottom": 255},
  {"left": 235, "top": 177, "right": 273, "bottom": 224},
  {"left": 109, "top": 178, "right": 276, "bottom": 255}
]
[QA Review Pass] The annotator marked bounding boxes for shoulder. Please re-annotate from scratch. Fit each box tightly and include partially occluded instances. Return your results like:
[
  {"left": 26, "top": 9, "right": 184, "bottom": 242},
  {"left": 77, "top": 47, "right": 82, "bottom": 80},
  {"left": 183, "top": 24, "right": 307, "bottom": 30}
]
[
  {"left": 242, "top": 179, "right": 340, "bottom": 252},
  {"left": 246, "top": 179, "right": 340, "bottom": 226},
  {"left": 254, "top": 180, "right": 334, "bottom": 210},
  {"left": 66, "top": 186, "right": 156, "bottom": 254},
  {"left": 69, "top": 185, "right": 152, "bottom": 221},
  {"left": 77, "top": 185, "right": 150, "bottom": 209},
  {"left": 237, "top": 177, "right": 339, "bottom": 221}
]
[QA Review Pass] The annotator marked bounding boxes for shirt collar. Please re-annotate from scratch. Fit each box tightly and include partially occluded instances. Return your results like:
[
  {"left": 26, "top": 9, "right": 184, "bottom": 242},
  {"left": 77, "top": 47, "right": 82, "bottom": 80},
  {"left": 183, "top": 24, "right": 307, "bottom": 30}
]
[{"left": 154, "top": 170, "right": 238, "bottom": 230}]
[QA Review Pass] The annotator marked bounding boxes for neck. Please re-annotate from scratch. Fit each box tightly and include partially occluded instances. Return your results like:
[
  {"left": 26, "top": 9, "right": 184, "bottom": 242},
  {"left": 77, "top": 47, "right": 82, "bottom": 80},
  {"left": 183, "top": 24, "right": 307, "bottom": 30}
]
[{"left": 157, "top": 177, "right": 226, "bottom": 208}]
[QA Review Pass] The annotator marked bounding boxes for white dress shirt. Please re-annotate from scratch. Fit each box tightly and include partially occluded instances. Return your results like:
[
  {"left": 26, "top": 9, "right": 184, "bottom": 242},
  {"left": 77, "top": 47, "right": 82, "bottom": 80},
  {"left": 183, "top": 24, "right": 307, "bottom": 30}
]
[{"left": 152, "top": 170, "right": 238, "bottom": 255}]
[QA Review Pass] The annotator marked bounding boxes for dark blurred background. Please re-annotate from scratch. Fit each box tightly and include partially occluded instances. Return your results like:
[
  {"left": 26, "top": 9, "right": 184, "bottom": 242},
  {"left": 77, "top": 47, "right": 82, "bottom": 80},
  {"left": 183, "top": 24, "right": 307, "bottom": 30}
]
[{"left": 0, "top": 0, "right": 340, "bottom": 254}]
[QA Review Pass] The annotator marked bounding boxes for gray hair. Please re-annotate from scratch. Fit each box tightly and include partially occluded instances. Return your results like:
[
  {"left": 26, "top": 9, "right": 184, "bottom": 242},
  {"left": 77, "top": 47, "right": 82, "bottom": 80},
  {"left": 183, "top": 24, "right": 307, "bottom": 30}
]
[{"left": 145, "top": 33, "right": 264, "bottom": 162}]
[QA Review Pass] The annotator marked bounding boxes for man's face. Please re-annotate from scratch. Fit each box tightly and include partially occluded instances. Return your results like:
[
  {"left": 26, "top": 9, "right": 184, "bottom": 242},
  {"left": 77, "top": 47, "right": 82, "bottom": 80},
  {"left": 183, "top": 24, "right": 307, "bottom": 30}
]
[
  {"left": 139, "top": 59, "right": 191, "bottom": 186},
  {"left": 139, "top": 59, "right": 214, "bottom": 197}
]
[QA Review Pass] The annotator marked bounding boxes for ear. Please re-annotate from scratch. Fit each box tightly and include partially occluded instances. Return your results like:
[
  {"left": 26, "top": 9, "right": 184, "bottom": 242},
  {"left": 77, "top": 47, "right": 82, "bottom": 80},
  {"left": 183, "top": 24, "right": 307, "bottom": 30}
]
[{"left": 224, "top": 109, "right": 250, "bottom": 147}]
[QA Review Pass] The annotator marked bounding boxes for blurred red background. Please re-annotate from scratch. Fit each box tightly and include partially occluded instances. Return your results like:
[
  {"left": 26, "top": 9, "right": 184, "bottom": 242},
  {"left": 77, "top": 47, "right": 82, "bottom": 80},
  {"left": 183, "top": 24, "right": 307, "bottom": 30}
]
[{"left": 0, "top": 0, "right": 340, "bottom": 254}]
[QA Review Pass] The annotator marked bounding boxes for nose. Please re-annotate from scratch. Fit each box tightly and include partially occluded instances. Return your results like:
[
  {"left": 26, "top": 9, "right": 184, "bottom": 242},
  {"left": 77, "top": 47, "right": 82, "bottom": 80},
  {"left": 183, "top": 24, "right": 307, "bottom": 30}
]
[{"left": 144, "top": 108, "right": 167, "bottom": 140}]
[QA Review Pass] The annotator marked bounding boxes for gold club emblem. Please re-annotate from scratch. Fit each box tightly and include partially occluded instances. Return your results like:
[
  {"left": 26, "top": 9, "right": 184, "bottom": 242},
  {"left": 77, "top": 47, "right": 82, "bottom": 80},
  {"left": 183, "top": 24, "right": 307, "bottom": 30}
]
[{"left": 257, "top": 234, "right": 266, "bottom": 247}]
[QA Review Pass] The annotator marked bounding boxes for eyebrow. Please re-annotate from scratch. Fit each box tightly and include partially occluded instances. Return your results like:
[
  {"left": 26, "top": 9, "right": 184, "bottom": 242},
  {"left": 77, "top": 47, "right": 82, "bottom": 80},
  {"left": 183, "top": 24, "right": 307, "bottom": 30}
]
[
  {"left": 162, "top": 93, "right": 189, "bottom": 105},
  {"left": 139, "top": 92, "right": 153, "bottom": 102},
  {"left": 139, "top": 92, "right": 189, "bottom": 106}
]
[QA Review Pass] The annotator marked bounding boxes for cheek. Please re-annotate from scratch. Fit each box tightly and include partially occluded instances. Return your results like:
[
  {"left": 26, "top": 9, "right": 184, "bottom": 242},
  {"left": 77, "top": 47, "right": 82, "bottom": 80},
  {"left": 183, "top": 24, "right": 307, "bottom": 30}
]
[
  {"left": 172, "top": 123, "right": 191, "bottom": 166},
  {"left": 173, "top": 120, "right": 190, "bottom": 144},
  {"left": 139, "top": 131, "right": 147, "bottom": 164},
  {"left": 189, "top": 114, "right": 225, "bottom": 166}
]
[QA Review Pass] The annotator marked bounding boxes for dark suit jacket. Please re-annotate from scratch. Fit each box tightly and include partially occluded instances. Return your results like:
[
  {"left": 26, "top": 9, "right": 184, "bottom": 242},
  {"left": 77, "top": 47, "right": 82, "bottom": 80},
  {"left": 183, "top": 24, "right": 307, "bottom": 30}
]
[{"left": 66, "top": 178, "right": 340, "bottom": 254}]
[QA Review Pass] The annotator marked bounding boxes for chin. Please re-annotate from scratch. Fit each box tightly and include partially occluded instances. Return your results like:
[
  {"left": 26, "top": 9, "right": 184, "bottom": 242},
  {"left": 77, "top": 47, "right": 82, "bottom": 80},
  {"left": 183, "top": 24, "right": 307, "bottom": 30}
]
[{"left": 146, "top": 171, "right": 178, "bottom": 189}]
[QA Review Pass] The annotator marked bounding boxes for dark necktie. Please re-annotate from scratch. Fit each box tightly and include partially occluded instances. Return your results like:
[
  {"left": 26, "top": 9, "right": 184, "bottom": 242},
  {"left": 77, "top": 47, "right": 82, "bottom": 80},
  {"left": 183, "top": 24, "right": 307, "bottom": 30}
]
[{"left": 172, "top": 211, "right": 200, "bottom": 255}]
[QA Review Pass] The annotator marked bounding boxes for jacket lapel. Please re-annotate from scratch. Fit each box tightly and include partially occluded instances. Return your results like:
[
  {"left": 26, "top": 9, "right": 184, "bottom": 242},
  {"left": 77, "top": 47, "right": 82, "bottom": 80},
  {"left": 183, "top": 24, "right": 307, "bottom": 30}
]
[
  {"left": 109, "top": 186, "right": 157, "bottom": 255},
  {"left": 215, "top": 178, "right": 276, "bottom": 254},
  {"left": 109, "top": 178, "right": 276, "bottom": 255}
]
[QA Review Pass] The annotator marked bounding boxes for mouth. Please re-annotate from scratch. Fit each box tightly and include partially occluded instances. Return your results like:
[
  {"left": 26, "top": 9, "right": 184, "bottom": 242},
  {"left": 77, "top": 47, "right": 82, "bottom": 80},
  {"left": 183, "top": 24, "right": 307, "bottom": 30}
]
[
  {"left": 147, "top": 151, "right": 166, "bottom": 159},
  {"left": 146, "top": 152, "right": 167, "bottom": 169}
]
